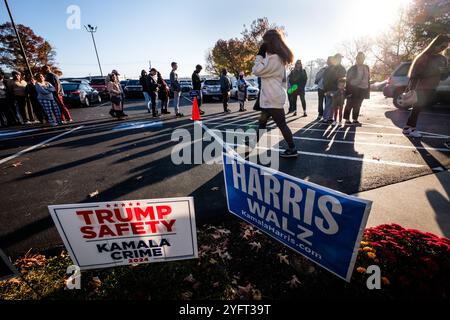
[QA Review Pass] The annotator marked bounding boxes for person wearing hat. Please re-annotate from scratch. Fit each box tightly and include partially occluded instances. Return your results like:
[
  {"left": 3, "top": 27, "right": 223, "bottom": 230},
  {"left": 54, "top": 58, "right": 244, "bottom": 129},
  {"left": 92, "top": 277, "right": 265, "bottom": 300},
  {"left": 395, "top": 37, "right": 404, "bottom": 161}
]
[
  {"left": 344, "top": 52, "right": 371, "bottom": 126},
  {"left": 192, "top": 64, "right": 205, "bottom": 115},
  {"left": 322, "top": 53, "right": 346, "bottom": 124}
]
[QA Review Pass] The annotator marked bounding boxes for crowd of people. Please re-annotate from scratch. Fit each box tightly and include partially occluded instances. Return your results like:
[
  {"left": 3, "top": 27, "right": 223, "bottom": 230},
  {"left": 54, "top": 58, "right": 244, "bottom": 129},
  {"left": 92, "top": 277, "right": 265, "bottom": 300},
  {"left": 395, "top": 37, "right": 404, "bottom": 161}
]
[{"left": 0, "top": 66, "right": 73, "bottom": 128}]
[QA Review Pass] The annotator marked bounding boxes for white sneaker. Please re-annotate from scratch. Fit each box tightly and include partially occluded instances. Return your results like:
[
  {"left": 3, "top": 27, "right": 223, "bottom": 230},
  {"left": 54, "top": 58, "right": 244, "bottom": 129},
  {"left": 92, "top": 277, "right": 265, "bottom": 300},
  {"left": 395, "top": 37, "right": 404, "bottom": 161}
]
[
  {"left": 332, "top": 121, "right": 337, "bottom": 126},
  {"left": 409, "top": 129, "right": 422, "bottom": 138}
]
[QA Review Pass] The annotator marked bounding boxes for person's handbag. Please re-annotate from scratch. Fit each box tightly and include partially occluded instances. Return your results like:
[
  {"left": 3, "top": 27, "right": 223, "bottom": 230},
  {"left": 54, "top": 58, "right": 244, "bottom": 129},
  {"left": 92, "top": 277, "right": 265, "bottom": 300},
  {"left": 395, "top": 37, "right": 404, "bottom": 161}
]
[
  {"left": 398, "top": 80, "right": 418, "bottom": 107},
  {"left": 111, "top": 95, "right": 122, "bottom": 105}
]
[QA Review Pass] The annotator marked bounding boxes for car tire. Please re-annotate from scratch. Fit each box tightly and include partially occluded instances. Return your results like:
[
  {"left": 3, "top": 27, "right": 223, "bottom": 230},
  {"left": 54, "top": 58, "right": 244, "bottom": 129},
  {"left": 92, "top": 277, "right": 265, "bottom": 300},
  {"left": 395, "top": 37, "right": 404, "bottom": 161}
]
[{"left": 83, "top": 97, "right": 90, "bottom": 108}]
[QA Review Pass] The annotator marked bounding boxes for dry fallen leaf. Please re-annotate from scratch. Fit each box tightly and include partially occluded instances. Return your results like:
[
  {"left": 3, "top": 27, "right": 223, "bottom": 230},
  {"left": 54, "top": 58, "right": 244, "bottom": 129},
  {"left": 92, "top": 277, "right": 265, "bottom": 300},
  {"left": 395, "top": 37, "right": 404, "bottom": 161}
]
[
  {"left": 180, "top": 291, "right": 193, "bottom": 300},
  {"left": 25, "top": 171, "right": 32, "bottom": 175},
  {"left": 136, "top": 176, "right": 143, "bottom": 181},
  {"left": 211, "top": 187, "right": 220, "bottom": 191},
  {"left": 286, "top": 275, "right": 301, "bottom": 288},
  {"left": 89, "top": 190, "right": 99, "bottom": 198},
  {"left": 277, "top": 254, "right": 289, "bottom": 265},
  {"left": 12, "top": 162, "right": 22, "bottom": 168},
  {"left": 242, "top": 229, "right": 253, "bottom": 240},
  {"left": 372, "top": 156, "right": 381, "bottom": 161},
  {"left": 249, "top": 242, "right": 262, "bottom": 252},
  {"left": 183, "top": 274, "right": 196, "bottom": 284}
]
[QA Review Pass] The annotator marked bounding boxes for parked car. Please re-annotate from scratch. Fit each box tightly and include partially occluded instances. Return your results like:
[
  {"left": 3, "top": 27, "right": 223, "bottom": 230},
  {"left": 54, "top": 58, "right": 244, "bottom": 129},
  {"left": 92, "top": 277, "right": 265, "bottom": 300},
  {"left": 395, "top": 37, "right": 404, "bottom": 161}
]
[
  {"left": 383, "top": 59, "right": 450, "bottom": 108},
  {"left": 230, "top": 80, "right": 260, "bottom": 100},
  {"left": 124, "top": 80, "right": 143, "bottom": 99},
  {"left": 89, "top": 77, "right": 109, "bottom": 99},
  {"left": 61, "top": 78, "right": 90, "bottom": 85},
  {"left": 305, "top": 85, "right": 319, "bottom": 92},
  {"left": 202, "top": 79, "right": 222, "bottom": 102},
  {"left": 62, "top": 82, "right": 101, "bottom": 107},
  {"left": 371, "top": 80, "right": 389, "bottom": 92},
  {"left": 180, "top": 80, "right": 193, "bottom": 93},
  {"left": 120, "top": 80, "right": 128, "bottom": 92}
]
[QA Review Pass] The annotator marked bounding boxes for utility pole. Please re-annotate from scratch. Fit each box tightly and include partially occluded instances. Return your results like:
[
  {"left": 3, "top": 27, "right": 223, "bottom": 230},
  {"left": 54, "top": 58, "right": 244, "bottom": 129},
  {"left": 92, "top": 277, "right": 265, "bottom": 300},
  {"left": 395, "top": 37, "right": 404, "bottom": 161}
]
[
  {"left": 85, "top": 25, "right": 103, "bottom": 77},
  {"left": 3, "top": 0, "right": 33, "bottom": 78}
]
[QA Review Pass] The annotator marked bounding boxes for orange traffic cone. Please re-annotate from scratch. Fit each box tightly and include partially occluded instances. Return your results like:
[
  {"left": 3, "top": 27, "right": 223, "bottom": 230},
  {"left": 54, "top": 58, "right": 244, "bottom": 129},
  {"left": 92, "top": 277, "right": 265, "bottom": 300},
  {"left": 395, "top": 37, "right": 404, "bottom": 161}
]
[{"left": 191, "top": 96, "right": 202, "bottom": 121}]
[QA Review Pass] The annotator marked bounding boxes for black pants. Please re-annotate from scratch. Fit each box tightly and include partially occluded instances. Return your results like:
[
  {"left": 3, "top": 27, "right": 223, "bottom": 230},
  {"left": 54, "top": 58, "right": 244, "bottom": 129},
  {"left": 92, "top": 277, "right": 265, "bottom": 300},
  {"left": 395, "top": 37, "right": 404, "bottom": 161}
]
[
  {"left": 289, "top": 92, "right": 306, "bottom": 113},
  {"left": 406, "top": 90, "right": 436, "bottom": 128},
  {"left": 15, "top": 96, "right": 35, "bottom": 122},
  {"left": 318, "top": 89, "right": 325, "bottom": 117},
  {"left": 258, "top": 108, "right": 295, "bottom": 149},
  {"left": 150, "top": 91, "right": 157, "bottom": 116},
  {"left": 0, "top": 98, "right": 19, "bottom": 126},
  {"left": 344, "top": 97, "right": 364, "bottom": 121},
  {"left": 222, "top": 92, "right": 230, "bottom": 110}
]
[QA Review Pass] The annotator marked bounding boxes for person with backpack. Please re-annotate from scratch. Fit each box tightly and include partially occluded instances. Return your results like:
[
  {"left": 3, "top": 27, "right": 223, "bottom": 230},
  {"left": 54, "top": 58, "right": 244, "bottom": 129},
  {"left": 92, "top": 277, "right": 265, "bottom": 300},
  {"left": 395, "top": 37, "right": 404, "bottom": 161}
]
[
  {"left": 344, "top": 52, "right": 371, "bottom": 126},
  {"left": 220, "top": 68, "right": 232, "bottom": 113},
  {"left": 192, "top": 65, "right": 205, "bottom": 115}
]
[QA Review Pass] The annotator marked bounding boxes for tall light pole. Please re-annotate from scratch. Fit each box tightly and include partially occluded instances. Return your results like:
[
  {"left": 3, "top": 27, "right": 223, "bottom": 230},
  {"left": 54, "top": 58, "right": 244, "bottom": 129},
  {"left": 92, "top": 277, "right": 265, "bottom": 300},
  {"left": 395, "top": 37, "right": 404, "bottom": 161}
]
[
  {"left": 3, "top": 0, "right": 33, "bottom": 78},
  {"left": 85, "top": 24, "right": 103, "bottom": 77}
]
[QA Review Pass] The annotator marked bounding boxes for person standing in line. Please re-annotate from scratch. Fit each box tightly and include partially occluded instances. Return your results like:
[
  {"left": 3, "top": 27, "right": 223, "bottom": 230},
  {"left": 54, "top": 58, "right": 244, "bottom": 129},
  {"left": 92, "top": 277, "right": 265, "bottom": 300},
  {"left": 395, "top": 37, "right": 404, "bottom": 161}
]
[
  {"left": 220, "top": 68, "right": 232, "bottom": 113},
  {"left": 157, "top": 72, "right": 171, "bottom": 115},
  {"left": 192, "top": 64, "right": 205, "bottom": 115},
  {"left": 26, "top": 75, "right": 45, "bottom": 124},
  {"left": 8, "top": 71, "right": 35, "bottom": 125},
  {"left": 288, "top": 59, "right": 308, "bottom": 117},
  {"left": 170, "top": 62, "right": 184, "bottom": 117},
  {"left": 1, "top": 73, "right": 20, "bottom": 126},
  {"left": 110, "top": 69, "right": 125, "bottom": 112},
  {"left": 42, "top": 66, "right": 73, "bottom": 124},
  {"left": 322, "top": 54, "right": 346, "bottom": 124},
  {"left": 344, "top": 52, "right": 371, "bottom": 126},
  {"left": 34, "top": 73, "right": 62, "bottom": 127},
  {"left": 148, "top": 68, "right": 160, "bottom": 117},
  {"left": 0, "top": 73, "right": 9, "bottom": 127},
  {"left": 252, "top": 29, "right": 297, "bottom": 159},
  {"left": 332, "top": 78, "right": 346, "bottom": 126},
  {"left": 315, "top": 57, "right": 333, "bottom": 120},
  {"left": 140, "top": 70, "right": 151, "bottom": 112},
  {"left": 402, "top": 34, "right": 449, "bottom": 138},
  {"left": 237, "top": 71, "right": 248, "bottom": 112},
  {"left": 107, "top": 73, "right": 127, "bottom": 120}
]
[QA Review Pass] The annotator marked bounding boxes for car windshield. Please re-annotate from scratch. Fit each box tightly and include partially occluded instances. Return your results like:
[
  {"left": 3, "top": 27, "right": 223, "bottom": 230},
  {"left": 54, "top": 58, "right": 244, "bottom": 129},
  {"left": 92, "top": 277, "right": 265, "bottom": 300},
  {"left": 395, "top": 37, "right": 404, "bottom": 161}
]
[
  {"left": 62, "top": 83, "right": 80, "bottom": 91},
  {"left": 90, "top": 79, "right": 105, "bottom": 85},
  {"left": 204, "top": 80, "right": 220, "bottom": 85},
  {"left": 394, "top": 63, "right": 412, "bottom": 77},
  {"left": 127, "top": 80, "right": 140, "bottom": 86}
]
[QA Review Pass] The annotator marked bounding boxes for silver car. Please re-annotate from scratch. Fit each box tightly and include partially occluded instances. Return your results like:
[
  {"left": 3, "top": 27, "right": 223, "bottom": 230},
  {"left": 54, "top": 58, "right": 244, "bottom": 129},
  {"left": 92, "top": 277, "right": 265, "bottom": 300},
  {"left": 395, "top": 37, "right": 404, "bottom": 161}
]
[
  {"left": 383, "top": 60, "right": 450, "bottom": 109},
  {"left": 231, "top": 80, "right": 260, "bottom": 100}
]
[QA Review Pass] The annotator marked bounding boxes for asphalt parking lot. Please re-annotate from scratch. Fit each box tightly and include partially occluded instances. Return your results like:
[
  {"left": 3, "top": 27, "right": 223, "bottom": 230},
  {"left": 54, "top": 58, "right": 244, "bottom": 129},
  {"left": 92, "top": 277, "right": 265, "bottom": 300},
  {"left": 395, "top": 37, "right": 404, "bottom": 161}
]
[{"left": 1, "top": 92, "right": 449, "bottom": 256}]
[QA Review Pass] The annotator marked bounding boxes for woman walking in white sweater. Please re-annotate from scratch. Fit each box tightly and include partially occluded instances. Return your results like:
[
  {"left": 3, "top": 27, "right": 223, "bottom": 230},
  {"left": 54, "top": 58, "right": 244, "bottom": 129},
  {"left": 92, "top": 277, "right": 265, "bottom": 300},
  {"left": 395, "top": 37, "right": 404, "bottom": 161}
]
[{"left": 252, "top": 29, "right": 297, "bottom": 158}]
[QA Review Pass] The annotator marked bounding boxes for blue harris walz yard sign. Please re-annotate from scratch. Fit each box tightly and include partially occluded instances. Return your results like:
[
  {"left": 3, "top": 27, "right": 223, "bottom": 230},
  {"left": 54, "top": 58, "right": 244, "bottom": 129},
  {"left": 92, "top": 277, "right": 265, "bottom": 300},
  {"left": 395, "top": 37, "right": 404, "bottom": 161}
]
[{"left": 222, "top": 151, "right": 372, "bottom": 282}]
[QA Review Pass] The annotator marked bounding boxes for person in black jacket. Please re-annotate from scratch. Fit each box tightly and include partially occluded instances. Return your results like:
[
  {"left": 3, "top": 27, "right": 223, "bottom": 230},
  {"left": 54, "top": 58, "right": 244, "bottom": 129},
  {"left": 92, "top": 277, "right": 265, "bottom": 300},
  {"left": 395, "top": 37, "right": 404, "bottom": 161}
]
[
  {"left": 148, "top": 68, "right": 160, "bottom": 117},
  {"left": 192, "top": 65, "right": 205, "bottom": 115},
  {"left": 288, "top": 60, "right": 308, "bottom": 116},
  {"left": 344, "top": 52, "right": 371, "bottom": 126},
  {"left": 220, "top": 68, "right": 232, "bottom": 113},
  {"left": 157, "top": 72, "right": 170, "bottom": 115},
  {"left": 322, "top": 54, "right": 346, "bottom": 124},
  {"left": 139, "top": 70, "right": 151, "bottom": 112}
]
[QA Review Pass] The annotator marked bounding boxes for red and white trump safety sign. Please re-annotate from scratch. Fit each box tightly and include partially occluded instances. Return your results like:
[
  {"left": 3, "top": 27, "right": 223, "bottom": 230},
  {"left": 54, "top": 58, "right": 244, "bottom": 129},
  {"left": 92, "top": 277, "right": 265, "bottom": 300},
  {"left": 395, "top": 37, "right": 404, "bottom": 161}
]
[{"left": 48, "top": 197, "right": 198, "bottom": 270}]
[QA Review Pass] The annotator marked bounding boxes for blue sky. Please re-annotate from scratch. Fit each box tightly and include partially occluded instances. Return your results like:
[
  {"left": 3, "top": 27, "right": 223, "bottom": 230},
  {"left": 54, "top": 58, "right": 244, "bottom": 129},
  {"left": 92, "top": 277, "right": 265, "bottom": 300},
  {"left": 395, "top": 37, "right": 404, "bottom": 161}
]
[{"left": 0, "top": 0, "right": 410, "bottom": 78}]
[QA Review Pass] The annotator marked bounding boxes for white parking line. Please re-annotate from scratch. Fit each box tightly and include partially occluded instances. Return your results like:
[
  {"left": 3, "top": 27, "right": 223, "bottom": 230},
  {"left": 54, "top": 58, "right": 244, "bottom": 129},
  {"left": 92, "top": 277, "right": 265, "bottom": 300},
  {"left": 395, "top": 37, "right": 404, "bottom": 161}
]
[
  {"left": 200, "top": 122, "right": 426, "bottom": 168},
  {"left": 212, "top": 129, "right": 450, "bottom": 152},
  {"left": 0, "top": 126, "right": 84, "bottom": 165},
  {"left": 205, "top": 121, "right": 448, "bottom": 139}
]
